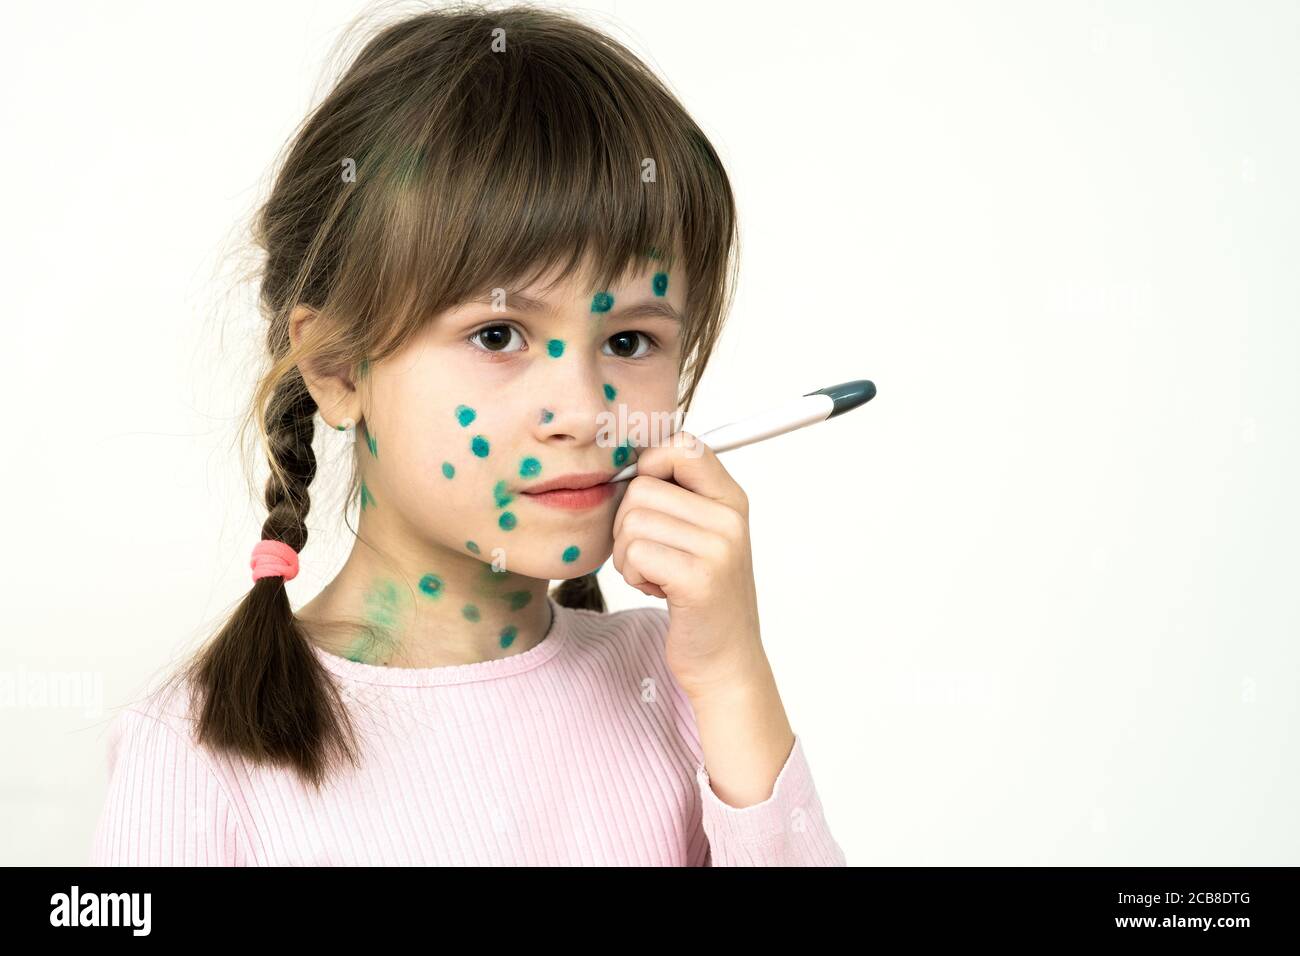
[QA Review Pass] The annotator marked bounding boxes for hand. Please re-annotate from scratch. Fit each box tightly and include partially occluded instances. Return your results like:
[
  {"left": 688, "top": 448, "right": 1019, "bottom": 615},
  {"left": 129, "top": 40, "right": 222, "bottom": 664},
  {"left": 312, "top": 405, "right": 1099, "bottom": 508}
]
[{"left": 610, "top": 431, "right": 766, "bottom": 700}]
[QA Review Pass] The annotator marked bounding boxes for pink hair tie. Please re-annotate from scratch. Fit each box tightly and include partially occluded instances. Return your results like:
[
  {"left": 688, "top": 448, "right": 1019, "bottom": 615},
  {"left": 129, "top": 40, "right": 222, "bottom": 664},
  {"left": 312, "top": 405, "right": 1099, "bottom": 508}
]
[{"left": 250, "top": 539, "right": 299, "bottom": 582}]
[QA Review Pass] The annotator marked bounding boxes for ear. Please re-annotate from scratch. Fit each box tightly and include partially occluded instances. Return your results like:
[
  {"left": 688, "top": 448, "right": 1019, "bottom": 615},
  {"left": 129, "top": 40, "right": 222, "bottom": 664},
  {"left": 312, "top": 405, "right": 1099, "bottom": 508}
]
[{"left": 289, "top": 305, "right": 363, "bottom": 431}]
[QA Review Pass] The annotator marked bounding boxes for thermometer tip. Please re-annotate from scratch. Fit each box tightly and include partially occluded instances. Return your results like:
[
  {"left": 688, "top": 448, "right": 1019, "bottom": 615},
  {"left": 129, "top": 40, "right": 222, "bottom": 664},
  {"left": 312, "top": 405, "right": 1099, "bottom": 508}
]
[{"left": 804, "top": 379, "right": 875, "bottom": 418}]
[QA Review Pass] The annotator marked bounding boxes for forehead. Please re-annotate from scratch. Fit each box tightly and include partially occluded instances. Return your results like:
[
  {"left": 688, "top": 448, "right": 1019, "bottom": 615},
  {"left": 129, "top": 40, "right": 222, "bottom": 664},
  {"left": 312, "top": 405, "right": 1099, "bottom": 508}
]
[{"left": 466, "top": 254, "right": 685, "bottom": 316}]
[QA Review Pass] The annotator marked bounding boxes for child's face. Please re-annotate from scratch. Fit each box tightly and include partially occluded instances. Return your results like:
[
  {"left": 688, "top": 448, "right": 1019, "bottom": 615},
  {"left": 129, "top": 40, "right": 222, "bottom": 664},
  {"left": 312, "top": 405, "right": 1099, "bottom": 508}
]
[{"left": 358, "top": 256, "right": 685, "bottom": 580}]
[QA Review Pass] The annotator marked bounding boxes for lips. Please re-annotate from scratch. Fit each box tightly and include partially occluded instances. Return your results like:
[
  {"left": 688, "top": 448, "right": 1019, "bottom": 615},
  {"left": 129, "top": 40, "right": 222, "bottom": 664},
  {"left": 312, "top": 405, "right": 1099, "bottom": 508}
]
[{"left": 520, "top": 471, "right": 617, "bottom": 495}]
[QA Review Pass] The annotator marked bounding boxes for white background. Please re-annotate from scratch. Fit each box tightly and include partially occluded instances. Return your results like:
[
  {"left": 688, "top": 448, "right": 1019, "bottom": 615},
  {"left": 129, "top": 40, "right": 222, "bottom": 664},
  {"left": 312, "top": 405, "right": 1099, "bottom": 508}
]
[{"left": 1, "top": 0, "right": 1296, "bottom": 865}]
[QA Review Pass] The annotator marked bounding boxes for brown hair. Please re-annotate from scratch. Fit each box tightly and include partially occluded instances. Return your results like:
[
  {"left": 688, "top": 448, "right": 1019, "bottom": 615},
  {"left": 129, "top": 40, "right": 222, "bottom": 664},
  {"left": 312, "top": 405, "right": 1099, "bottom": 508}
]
[{"left": 173, "top": 1, "right": 739, "bottom": 788}]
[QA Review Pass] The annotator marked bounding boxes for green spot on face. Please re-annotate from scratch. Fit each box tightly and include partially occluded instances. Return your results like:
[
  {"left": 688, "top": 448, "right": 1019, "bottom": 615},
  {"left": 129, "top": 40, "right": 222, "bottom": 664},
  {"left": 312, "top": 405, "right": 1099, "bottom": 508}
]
[
  {"left": 652, "top": 272, "right": 668, "bottom": 296},
  {"left": 612, "top": 443, "right": 630, "bottom": 467},
  {"left": 466, "top": 540, "right": 480, "bottom": 554},
  {"left": 591, "top": 291, "right": 614, "bottom": 313},
  {"left": 499, "top": 511, "right": 517, "bottom": 531},
  {"left": 499, "top": 625, "right": 518, "bottom": 649},
  {"left": 364, "top": 424, "right": 378, "bottom": 458},
  {"left": 493, "top": 479, "right": 515, "bottom": 508},
  {"left": 455, "top": 405, "right": 477, "bottom": 427},
  {"left": 358, "top": 358, "right": 370, "bottom": 379},
  {"left": 547, "top": 339, "right": 565, "bottom": 358},
  {"left": 519, "top": 457, "right": 541, "bottom": 478},
  {"left": 471, "top": 435, "right": 490, "bottom": 457},
  {"left": 504, "top": 590, "right": 532, "bottom": 610},
  {"left": 603, "top": 383, "right": 617, "bottom": 401},
  {"left": 462, "top": 604, "right": 480, "bottom": 622},
  {"left": 335, "top": 423, "right": 348, "bottom": 431},
  {"left": 539, "top": 409, "right": 554, "bottom": 424},
  {"left": 360, "top": 479, "right": 377, "bottom": 511},
  {"left": 645, "top": 246, "right": 662, "bottom": 260},
  {"left": 418, "top": 574, "right": 444, "bottom": 598},
  {"left": 442, "top": 461, "right": 455, "bottom": 479},
  {"left": 562, "top": 545, "right": 580, "bottom": 563}
]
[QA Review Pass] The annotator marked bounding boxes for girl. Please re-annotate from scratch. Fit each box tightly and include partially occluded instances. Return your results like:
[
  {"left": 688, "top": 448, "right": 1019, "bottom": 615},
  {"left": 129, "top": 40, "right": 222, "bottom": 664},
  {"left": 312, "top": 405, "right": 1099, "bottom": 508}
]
[{"left": 91, "top": 2, "right": 846, "bottom": 866}]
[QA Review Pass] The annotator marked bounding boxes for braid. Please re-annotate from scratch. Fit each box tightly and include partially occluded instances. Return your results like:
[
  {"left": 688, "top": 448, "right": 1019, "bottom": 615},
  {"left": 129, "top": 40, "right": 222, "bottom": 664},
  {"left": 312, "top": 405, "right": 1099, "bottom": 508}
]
[
  {"left": 551, "top": 571, "right": 606, "bottom": 612},
  {"left": 187, "top": 372, "right": 359, "bottom": 789},
  {"left": 261, "top": 376, "right": 317, "bottom": 556}
]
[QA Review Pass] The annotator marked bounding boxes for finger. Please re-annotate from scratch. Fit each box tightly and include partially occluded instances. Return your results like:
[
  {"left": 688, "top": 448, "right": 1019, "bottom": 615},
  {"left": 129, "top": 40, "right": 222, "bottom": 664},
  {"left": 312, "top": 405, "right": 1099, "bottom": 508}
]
[
  {"left": 630, "top": 430, "right": 747, "bottom": 514},
  {"left": 612, "top": 507, "right": 726, "bottom": 575},
  {"left": 621, "top": 538, "right": 705, "bottom": 604},
  {"left": 612, "top": 473, "right": 742, "bottom": 542}
]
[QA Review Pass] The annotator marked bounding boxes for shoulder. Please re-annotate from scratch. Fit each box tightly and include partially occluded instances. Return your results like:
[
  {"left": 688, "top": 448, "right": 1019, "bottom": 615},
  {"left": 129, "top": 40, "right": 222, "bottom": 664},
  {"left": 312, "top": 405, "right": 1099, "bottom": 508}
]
[{"left": 556, "top": 601, "right": 671, "bottom": 661}]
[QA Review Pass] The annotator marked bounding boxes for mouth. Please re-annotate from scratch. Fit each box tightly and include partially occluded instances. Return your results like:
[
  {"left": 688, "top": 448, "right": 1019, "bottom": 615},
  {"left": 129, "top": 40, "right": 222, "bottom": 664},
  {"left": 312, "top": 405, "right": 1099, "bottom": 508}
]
[{"left": 520, "top": 471, "right": 620, "bottom": 510}]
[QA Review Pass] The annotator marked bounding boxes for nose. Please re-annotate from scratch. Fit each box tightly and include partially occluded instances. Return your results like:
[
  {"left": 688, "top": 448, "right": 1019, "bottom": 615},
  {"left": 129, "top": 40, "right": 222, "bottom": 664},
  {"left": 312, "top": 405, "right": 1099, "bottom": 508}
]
[{"left": 532, "top": 346, "right": 614, "bottom": 447}]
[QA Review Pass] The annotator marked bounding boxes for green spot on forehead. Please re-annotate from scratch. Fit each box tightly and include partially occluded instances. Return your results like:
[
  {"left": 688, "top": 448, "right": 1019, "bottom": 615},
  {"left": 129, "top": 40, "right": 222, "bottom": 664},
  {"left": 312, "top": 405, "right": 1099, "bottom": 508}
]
[
  {"left": 471, "top": 435, "right": 490, "bottom": 457},
  {"left": 455, "top": 404, "right": 477, "bottom": 427},
  {"left": 547, "top": 339, "right": 565, "bottom": 358},
  {"left": 591, "top": 291, "right": 614, "bottom": 313},
  {"left": 652, "top": 272, "right": 668, "bottom": 296},
  {"left": 519, "top": 457, "right": 541, "bottom": 478}
]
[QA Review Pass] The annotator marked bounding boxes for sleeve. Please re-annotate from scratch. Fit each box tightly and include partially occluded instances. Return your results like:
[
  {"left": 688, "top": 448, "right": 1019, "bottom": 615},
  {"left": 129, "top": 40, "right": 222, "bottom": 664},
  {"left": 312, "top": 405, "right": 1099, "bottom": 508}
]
[
  {"left": 695, "top": 732, "right": 848, "bottom": 867},
  {"left": 633, "top": 605, "right": 847, "bottom": 866},
  {"left": 89, "top": 707, "right": 254, "bottom": 866}
]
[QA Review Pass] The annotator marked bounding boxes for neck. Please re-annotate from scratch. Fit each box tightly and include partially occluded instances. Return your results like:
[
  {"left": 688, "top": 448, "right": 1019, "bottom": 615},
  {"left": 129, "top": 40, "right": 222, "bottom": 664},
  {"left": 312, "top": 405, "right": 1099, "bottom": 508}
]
[{"left": 296, "top": 522, "right": 553, "bottom": 669}]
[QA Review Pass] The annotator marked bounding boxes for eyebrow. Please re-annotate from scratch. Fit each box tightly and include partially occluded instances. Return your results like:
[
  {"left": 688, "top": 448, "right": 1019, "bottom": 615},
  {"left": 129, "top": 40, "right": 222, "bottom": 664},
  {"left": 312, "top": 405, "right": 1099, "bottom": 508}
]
[{"left": 469, "top": 291, "right": 681, "bottom": 323}]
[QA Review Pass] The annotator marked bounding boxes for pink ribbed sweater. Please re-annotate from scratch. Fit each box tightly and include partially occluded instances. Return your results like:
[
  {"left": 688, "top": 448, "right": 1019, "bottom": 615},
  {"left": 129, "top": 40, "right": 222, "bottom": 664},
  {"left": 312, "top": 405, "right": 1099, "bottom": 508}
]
[{"left": 90, "top": 597, "right": 845, "bottom": 866}]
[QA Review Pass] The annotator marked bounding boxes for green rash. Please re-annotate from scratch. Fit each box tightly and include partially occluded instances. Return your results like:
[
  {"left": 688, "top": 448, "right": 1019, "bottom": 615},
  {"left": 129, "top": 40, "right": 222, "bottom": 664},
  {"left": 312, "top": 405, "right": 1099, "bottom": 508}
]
[
  {"left": 471, "top": 435, "right": 490, "bottom": 457},
  {"left": 466, "top": 540, "right": 480, "bottom": 554},
  {"left": 612, "top": 442, "right": 630, "bottom": 467},
  {"left": 539, "top": 409, "right": 554, "bottom": 424},
  {"left": 418, "top": 573, "right": 444, "bottom": 599},
  {"left": 503, "top": 589, "right": 532, "bottom": 610},
  {"left": 546, "top": 339, "right": 565, "bottom": 357},
  {"left": 362, "top": 578, "right": 404, "bottom": 634},
  {"left": 493, "top": 480, "right": 515, "bottom": 508},
  {"left": 652, "top": 272, "right": 668, "bottom": 296},
  {"left": 603, "top": 383, "right": 617, "bottom": 401},
  {"left": 499, "top": 511, "right": 517, "bottom": 531},
  {"left": 360, "top": 479, "right": 377, "bottom": 511},
  {"left": 562, "top": 545, "right": 580, "bottom": 563},
  {"left": 519, "top": 457, "right": 541, "bottom": 478},
  {"left": 591, "top": 291, "right": 614, "bottom": 313},
  {"left": 455, "top": 404, "right": 476, "bottom": 427},
  {"left": 499, "top": 625, "right": 518, "bottom": 649},
  {"left": 441, "top": 461, "right": 455, "bottom": 479},
  {"left": 462, "top": 604, "right": 481, "bottom": 622}
]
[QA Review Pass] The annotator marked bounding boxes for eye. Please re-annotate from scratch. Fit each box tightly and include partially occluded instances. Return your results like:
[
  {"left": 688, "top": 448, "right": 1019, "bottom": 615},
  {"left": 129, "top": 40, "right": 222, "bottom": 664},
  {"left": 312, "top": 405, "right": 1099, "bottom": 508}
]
[
  {"left": 468, "top": 324, "right": 525, "bottom": 354},
  {"left": 603, "top": 330, "right": 657, "bottom": 360}
]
